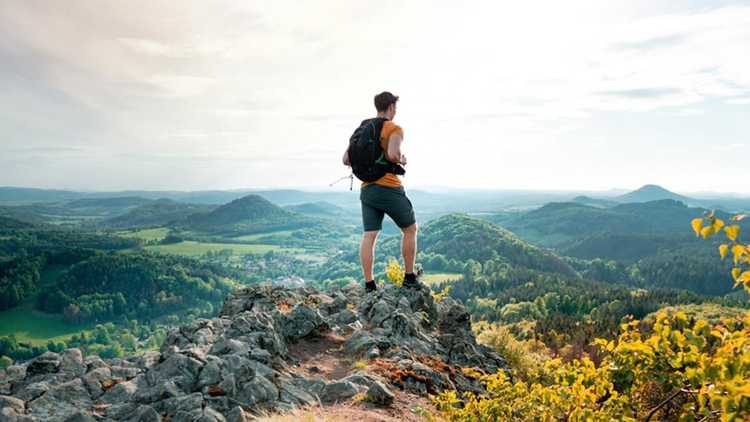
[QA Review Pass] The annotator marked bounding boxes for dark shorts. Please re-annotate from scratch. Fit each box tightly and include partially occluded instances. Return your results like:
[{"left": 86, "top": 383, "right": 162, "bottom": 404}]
[{"left": 360, "top": 185, "right": 417, "bottom": 232}]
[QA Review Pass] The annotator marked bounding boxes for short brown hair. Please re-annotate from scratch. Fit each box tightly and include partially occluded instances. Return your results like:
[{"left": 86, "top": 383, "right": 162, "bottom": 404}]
[{"left": 374, "top": 91, "right": 399, "bottom": 112}]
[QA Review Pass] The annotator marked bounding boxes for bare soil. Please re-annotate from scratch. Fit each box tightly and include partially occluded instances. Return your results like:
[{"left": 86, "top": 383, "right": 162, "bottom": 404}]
[{"left": 283, "top": 333, "right": 438, "bottom": 422}]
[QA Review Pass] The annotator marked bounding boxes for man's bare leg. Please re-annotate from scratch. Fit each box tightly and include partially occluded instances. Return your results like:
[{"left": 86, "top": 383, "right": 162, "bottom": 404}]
[
  {"left": 400, "top": 223, "right": 418, "bottom": 274},
  {"left": 360, "top": 230, "right": 379, "bottom": 282}
]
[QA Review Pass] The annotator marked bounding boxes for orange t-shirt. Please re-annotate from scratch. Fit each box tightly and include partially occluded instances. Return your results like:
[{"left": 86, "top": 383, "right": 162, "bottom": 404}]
[{"left": 361, "top": 120, "right": 404, "bottom": 188}]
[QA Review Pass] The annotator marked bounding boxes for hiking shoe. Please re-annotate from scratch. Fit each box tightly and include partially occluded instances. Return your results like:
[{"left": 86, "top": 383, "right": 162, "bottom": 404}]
[
  {"left": 365, "top": 280, "right": 377, "bottom": 293},
  {"left": 402, "top": 268, "right": 427, "bottom": 290}
]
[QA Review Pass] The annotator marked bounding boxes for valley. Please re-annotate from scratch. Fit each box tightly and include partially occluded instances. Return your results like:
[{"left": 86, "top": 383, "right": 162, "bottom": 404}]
[{"left": 0, "top": 184, "right": 748, "bottom": 370}]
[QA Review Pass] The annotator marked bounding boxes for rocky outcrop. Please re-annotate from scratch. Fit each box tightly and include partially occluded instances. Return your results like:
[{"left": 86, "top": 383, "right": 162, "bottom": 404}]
[{"left": 0, "top": 283, "right": 508, "bottom": 421}]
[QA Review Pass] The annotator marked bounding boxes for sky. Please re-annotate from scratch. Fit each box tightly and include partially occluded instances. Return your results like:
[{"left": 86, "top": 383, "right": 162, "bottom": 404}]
[{"left": 1, "top": 0, "right": 749, "bottom": 194}]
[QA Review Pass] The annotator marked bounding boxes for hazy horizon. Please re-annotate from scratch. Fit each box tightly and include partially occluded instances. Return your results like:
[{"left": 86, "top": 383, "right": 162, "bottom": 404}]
[
  {"left": 2, "top": 183, "right": 749, "bottom": 199},
  {"left": 2, "top": 1, "right": 749, "bottom": 193}
]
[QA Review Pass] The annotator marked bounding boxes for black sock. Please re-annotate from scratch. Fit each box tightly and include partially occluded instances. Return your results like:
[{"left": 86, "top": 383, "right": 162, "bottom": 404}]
[
  {"left": 365, "top": 280, "right": 376, "bottom": 288},
  {"left": 404, "top": 273, "right": 416, "bottom": 282}
]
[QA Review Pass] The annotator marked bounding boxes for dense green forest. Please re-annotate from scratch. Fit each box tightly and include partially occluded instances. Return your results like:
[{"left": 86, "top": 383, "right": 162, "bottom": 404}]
[
  {"left": 0, "top": 248, "right": 101, "bottom": 311},
  {"left": 35, "top": 252, "right": 245, "bottom": 322},
  {"left": 0, "top": 223, "right": 142, "bottom": 256}
]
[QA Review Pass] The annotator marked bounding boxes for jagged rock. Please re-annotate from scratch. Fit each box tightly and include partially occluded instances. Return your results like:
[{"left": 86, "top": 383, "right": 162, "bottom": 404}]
[
  {"left": 122, "top": 405, "right": 161, "bottom": 422},
  {"left": 0, "top": 407, "right": 28, "bottom": 422},
  {"left": 25, "top": 378, "right": 93, "bottom": 421},
  {"left": 340, "top": 373, "right": 378, "bottom": 389},
  {"left": 367, "top": 380, "right": 395, "bottom": 405},
  {"left": 322, "top": 380, "right": 364, "bottom": 402},
  {"left": 236, "top": 375, "right": 278, "bottom": 405},
  {"left": 63, "top": 411, "right": 97, "bottom": 422},
  {"left": 291, "top": 374, "right": 325, "bottom": 399},
  {"left": 0, "top": 396, "right": 24, "bottom": 414},
  {"left": 146, "top": 353, "right": 201, "bottom": 393},
  {"left": 199, "top": 408, "right": 227, "bottom": 422},
  {"left": 9, "top": 381, "right": 48, "bottom": 404},
  {"left": 282, "top": 304, "right": 327, "bottom": 339},
  {"left": 0, "top": 283, "right": 509, "bottom": 421},
  {"left": 81, "top": 367, "right": 112, "bottom": 399},
  {"left": 83, "top": 356, "right": 107, "bottom": 372},
  {"left": 225, "top": 406, "right": 248, "bottom": 422},
  {"left": 105, "top": 402, "right": 138, "bottom": 420},
  {"left": 98, "top": 379, "right": 138, "bottom": 404},
  {"left": 25, "top": 352, "right": 60, "bottom": 378},
  {"left": 279, "top": 380, "right": 317, "bottom": 406},
  {"left": 249, "top": 348, "right": 271, "bottom": 364},
  {"left": 57, "top": 349, "right": 87, "bottom": 383}
]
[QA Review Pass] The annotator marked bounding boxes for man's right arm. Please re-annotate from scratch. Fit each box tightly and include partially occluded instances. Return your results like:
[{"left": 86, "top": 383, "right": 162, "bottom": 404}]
[{"left": 386, "top": 134, "right": 406, "bottom": 165}]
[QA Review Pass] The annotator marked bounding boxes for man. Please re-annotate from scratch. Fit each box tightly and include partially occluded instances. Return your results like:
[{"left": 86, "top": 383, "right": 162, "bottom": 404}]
[{"left": 342, "top": 91, "right": 422, "bottom": 293}]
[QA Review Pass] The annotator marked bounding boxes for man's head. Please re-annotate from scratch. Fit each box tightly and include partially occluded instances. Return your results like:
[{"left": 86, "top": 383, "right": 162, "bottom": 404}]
[{"left": 374, "top": 91, "right": 399, "bottom": 119}]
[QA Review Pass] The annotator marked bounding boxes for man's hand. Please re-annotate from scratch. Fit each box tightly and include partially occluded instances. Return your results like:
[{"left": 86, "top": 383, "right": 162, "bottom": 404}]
[{"left": 400, "top": 155, "right": 407, "bottom": 165}]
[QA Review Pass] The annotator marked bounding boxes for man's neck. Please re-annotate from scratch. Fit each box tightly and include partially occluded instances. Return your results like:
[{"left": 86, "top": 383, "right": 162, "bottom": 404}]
[{"left": 376, "top": 112, "right": 389, "bottom": 120}]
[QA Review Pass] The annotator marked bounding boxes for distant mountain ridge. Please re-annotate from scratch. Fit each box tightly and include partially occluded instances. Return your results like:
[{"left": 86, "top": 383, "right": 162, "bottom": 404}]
[
  {"left": 615, "top": 184, "right": 693, "bottom": 204},
  {"left": 2, "top": 185, "right": 748, "bottom": 213}
]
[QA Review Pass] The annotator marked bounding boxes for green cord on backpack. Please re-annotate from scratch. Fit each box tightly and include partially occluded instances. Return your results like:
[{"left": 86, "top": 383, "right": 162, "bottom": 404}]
[{"left": 347, "top": 117, "right": 406, "bottom": 182}]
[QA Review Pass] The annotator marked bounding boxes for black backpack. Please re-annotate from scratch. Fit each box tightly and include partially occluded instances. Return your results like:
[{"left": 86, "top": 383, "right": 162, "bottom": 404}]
[{"left": 348, "top": 118, "right": 406, "bottom": 182}]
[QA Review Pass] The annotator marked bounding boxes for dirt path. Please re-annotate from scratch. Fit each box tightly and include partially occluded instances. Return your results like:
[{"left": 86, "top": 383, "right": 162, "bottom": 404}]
[{"left": 284, "top": 333, "right": 438, "bottom": 422}]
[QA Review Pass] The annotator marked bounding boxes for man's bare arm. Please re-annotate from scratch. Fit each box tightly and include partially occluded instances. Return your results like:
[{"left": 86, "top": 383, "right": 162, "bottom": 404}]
[
  {"left": 386, "top": 134, "right": 406, "bottom": 165},
  {"left": 342, "top": 149, "right": 350, "bottom": 166}
]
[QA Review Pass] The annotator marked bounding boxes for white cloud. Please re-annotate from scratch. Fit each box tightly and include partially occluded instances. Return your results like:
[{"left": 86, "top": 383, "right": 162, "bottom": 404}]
[
  {"left": 142, "top": 74, "right": 218, "bottom": 98},
  {"left": 660, "top": 108, "right": 706, "bottom": 116},
  {"left": 725, "top": 98, "right": 750, "bottom": 105}
]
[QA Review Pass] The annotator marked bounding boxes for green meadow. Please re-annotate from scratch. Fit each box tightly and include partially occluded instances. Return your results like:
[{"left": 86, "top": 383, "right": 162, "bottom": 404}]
[
  {"left": 420, "top": 272, "right": 462, "bottom": 286},
  {"left": 118, "top": 227, "right": 170, "bottom": 242},
  {"left": 0, "top": 265, "right": 97, "bottom": 344},
  {"left": 232, "top": 230, "right": 294, "bottom": 241},
  {"left": 144, "top": 241, "right": 302, "bottom": 258}
]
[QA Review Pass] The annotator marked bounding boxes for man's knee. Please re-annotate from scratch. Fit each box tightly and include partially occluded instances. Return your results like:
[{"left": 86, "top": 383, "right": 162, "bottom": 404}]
[
  {"left": 362, "top": 230, "right": 380, "bottom": 243},
  {"left": 401, "top": 223, "right": 418, "bottom": 235}
]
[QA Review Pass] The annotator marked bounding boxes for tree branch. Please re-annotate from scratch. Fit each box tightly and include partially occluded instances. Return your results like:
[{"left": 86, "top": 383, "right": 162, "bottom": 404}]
[{"left": 643, "top": 388, "right": 685, "bottom": 422}]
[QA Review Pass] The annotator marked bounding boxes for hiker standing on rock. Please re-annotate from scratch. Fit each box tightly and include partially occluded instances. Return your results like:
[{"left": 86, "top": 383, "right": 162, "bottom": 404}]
[{"left": 343, "top": 91, "right": 424, "bottom": 293}]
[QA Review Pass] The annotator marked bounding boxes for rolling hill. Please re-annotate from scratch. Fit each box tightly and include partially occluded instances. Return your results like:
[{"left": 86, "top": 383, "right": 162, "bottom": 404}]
[
  {"left": 171, "top": 194, "right": 324, "bottom": 236},
  {"left": 497, "top": 199, "right": 746, "bottom": 248},
  {"left": 317, "top": 213, "right": 578, "bottom": 283},
  {"left": 102, "top": 199, "right": 216, "bottom": 229},
  {"left": 283, "top": 201, "right": 344, "bottom": 217}
]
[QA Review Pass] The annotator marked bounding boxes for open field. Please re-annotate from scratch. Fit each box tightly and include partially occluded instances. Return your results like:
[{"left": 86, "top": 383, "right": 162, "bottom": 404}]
[
  {"left": 232, "top": 230, "right": 294, "bottom": 241},
  {"left": 0, "top": 265, "right": 98, "bottom": 344},
  {"left": 145, "top": 241, "right": 302, "bottom": 258},
  {"left": 118, "top": 227, "right": 170, "bottom": 242},
  {"left": 420, "top": 272, "right": 462, "bottom": 286}
]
